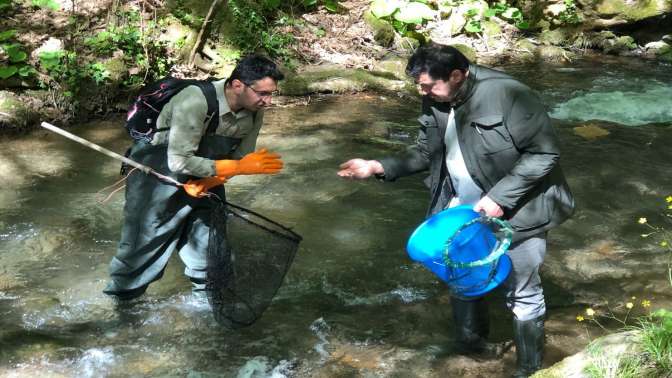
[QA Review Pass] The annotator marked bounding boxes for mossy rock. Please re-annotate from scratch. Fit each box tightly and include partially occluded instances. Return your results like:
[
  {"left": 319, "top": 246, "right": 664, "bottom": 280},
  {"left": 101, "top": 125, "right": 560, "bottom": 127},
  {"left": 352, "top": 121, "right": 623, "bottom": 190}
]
[
  {"left": 165, "top": 0, "right": 214, "bottom": 29},
  {"left": 658, "top": 50, "right": 672, "bottom": 63},
  {"left": 645, "top": 40, "right": 671, "bottom": 55},
  {"left": 533, "top": 331, "right": 642, "bottom": 378},
  {"left": 539, "top": 28, "right": 570, "bottom": 46},
  {"left": 595, "top": 0, "right": 672, "bottom": 22},
  {"left": 513, "top": 39, "right": 538, "bottom": 62},
  {"left": 0, "top": 91, "right": 38, "bottom": 132},
  {"left": 537, "top": 45, "right": 575, "bottom": 62},
  {"left": 102, "top": 55, "right": 127, "bottom": 83},
  {"left": 202, "top": 43, "right": 240, "bottom": 76},
  {"left": 364, "top": 10, "right": 396, "bottom": 47},
  {"left": 279, "top": 65, "right": 411, "bottom": 96},
  {"left": 482, "top": 20, "right": 502, "bottom": 38},
  {"left": 452, "top": 44, "right": 477, "bottom": 63},
  {"left": 394, "top": 36, "right": 421, "bottom": 54},
  {"left": 159, "top": 14, "right": 197, "bottom": 62},
  {"left": 372, "top": 56, "right": 408, "bottom": 80},
  {"left": 602, "top": 35, "right": 637, "bottom": 54}
]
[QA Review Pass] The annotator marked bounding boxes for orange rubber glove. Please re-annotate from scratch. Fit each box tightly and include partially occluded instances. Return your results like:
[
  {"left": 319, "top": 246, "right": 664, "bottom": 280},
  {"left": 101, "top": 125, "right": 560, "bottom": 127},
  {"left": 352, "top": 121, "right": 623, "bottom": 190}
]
[
  {"left": 214, "top": 148, "right": 283, "bottom": 177},
  {"left": 183, "top": 176, "right": 227, "bottom": 198}
]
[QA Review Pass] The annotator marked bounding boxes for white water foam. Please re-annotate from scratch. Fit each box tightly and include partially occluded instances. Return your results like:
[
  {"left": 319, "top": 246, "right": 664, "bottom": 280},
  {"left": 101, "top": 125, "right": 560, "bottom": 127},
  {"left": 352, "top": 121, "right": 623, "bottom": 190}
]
[
  {"left": 321, "top": 276, "right": 428, "bottom": 306},
  {"left": 309, "top": 317, "right": 331, "bottom": 361},
  {"left": 236, "top": 356, "right": 295, "bottom": 378},
  {"left": 550, "top": 84, "right": 672, "bottom": 126}
]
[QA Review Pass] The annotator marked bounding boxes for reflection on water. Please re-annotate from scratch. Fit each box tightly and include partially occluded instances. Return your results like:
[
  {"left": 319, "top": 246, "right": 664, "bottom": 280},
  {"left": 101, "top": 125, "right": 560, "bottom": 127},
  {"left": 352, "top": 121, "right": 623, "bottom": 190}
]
[{"left": 0, "top": 57, "right": 671, "bottom": 376}]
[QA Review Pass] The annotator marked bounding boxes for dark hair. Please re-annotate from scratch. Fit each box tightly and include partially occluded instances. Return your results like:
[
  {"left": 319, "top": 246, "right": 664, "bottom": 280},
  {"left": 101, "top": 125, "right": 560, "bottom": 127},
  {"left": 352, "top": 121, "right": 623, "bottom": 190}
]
[
  {"left": 226, "top": 54, "right": 284, "bottom": 86},
  {"left": 406, "top": 44, "right": 470, "bottom": 81}
]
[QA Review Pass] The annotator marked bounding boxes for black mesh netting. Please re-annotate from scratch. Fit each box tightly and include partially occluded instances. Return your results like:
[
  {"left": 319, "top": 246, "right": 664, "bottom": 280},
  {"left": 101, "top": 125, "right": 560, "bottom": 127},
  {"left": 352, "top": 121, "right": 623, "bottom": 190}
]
[{"left": 206, "top": 199, "right": 302, "bottom": 329}]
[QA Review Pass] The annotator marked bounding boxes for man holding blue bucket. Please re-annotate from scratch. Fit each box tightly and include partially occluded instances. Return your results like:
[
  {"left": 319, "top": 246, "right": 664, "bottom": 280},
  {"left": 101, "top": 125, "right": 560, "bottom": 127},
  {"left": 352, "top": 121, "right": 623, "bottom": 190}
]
[{"left": 337, "top": 44, "right": 574, "bottom": 377}]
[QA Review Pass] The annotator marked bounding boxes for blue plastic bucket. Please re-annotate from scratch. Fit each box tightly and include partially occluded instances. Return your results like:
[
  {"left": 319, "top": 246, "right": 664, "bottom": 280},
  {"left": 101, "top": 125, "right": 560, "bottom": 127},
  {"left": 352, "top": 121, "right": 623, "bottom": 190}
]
[{"left": 406, "top": 205, "right": 512, "bottom": 297}]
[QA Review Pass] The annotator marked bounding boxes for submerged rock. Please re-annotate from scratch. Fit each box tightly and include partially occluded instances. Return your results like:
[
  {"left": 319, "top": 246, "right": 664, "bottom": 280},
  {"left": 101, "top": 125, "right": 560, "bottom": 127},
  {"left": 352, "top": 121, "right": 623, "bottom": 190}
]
[{"left": 573, "top": 124, "right": 610, "bottom": 140}]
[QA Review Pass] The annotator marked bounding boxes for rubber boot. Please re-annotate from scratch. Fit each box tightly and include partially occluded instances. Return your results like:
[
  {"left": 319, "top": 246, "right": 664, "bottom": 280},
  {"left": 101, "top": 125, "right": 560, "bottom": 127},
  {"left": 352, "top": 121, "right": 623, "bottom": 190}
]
[
  {"left": 512, "top": 316, "right": 545, "bottom": 377},
  {"left": 451, "top": 296, "right": 494, "bottom": 356}
]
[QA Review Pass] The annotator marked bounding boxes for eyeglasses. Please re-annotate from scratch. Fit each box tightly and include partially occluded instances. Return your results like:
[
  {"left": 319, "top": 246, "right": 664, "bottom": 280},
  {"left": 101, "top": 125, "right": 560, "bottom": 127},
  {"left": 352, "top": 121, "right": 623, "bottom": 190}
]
[
  {"left": 417, "top": 81, "right": 437, "bottom": 93},
  {"left": 244, "top": 83, "right": 279, "bottom": 99}
]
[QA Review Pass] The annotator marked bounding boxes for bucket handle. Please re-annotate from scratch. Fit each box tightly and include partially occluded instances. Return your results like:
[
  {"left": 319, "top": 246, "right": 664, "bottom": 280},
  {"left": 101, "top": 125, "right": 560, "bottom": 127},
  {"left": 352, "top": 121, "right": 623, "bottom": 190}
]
[{"left": 443, "top": 216, "right": 513, "bottom": 268}]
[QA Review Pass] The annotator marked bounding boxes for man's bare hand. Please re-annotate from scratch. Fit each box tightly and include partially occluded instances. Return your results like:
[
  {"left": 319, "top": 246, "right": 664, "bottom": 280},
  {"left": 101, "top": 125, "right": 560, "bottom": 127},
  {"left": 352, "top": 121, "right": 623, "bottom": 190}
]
[
  {"left": 474, "top": 196, "right": 504, "bottom": 218},
  {"left": 337, "top": 159, "right": 384, "bottom": 180}
]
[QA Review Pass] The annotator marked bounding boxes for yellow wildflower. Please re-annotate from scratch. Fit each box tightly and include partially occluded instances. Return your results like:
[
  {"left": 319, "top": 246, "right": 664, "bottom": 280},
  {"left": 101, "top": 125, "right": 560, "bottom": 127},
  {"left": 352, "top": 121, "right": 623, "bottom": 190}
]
[
  {"left": 642, "top": 300, "right": 651, "bottom": 308},
  {"left": 586, "top": 308, "right": 595, "bottom": 316},
  {"left": 576, "top": 315, "right": 585, "bottom": 322},
  {"left": 626, "top": 302, "right": 634, "bottom": 309},
  {"left": 638, "top": 217, "right": 648, "bottom": 224},
  {"left": 661, "top": 241, "right": 668, "bottom": 247},
  {"left": 668, "top": 204, "right": 672, "bottom": 210},
  {"left": 631, "top": 296, "right": 637, "bottom": 300},
  {"left": 666, "top": 196, "right": 672, "bottom": 203}
]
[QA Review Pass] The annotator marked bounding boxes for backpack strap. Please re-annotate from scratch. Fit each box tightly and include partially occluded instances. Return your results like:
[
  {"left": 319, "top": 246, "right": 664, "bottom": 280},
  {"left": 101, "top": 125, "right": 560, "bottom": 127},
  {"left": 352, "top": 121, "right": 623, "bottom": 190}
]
[{"left": 196, "top": 81, "right": 220, "bottom": 135}]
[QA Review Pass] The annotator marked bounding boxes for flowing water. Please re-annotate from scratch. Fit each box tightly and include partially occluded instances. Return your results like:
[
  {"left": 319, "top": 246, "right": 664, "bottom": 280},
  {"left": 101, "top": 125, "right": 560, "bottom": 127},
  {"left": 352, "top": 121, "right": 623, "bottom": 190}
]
[{"left": 0, "top": 56, "right": 671, "bottom": 377}]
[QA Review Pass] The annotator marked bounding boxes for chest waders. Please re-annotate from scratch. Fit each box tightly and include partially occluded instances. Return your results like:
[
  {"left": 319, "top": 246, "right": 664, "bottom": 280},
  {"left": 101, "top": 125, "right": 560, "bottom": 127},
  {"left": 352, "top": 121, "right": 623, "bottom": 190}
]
[{"left": 103, "top": 134, "right": 241, "bottom": 300}]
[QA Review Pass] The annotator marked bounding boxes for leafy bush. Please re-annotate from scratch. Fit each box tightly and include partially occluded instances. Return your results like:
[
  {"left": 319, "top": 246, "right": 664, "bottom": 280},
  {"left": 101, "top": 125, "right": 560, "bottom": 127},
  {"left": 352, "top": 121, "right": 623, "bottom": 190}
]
[
  {"left": 0, "top": 0, "right": 13, "bottom": 11},
  {"left": 226, "top": 0, "right": 341, "bottom": 62},
  {"left": 557, "top": 0, "right": 581, "bottom": 25},
  {"left": 38, "top": 50, "right": 82, "bottom": 97},
  {"left": 85, "top": 9, "right": 172, "bottom": 85},
  {"left": 31, "top": 0, "right": 59, "bottom": 11},
  {"left": 0, "top": 29, "right": 36, "bottom": 80},
  {"left": 460, "top": 1, "right": 529, "bottom": 34},
  {"left": 370, "top": 0, "right": 435, "bottom": 35}
]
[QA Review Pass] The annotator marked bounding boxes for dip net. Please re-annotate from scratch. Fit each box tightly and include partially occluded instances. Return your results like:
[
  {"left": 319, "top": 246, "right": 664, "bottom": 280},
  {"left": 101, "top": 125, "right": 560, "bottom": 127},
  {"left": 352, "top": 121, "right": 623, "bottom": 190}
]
[{"left": 206, "top": 199, "right": 301, "bottom": 328}]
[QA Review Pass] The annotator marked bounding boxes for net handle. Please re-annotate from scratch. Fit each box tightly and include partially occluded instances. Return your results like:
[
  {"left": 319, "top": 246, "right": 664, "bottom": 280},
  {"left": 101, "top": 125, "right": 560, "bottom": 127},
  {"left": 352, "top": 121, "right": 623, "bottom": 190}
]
[{"left": 443, "top": 215, "right": 513, "bottom": 268}]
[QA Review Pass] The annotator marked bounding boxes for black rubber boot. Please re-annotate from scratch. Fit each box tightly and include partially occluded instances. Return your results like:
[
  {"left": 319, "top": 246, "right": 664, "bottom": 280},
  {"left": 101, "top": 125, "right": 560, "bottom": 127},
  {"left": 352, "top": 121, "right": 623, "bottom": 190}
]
[
  {"left": 451, "top": 296, "right": 498, "bottom": 357},
  {"left": 512, "top": 316, "right": 545, "bottom": 377}
]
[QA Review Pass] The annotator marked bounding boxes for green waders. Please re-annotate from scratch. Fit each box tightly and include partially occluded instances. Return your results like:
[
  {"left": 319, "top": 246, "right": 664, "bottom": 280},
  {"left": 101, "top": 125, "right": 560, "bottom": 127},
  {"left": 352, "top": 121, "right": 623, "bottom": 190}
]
[{"left": 103, "top": 134, "right": 241, "bottom": 300}]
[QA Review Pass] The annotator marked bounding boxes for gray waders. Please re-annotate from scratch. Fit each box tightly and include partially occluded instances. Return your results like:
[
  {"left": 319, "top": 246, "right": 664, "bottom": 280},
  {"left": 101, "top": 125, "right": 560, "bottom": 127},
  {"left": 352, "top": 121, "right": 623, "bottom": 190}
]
[{"left": 103, "top": 134, "right": 241, "bottom": 300}]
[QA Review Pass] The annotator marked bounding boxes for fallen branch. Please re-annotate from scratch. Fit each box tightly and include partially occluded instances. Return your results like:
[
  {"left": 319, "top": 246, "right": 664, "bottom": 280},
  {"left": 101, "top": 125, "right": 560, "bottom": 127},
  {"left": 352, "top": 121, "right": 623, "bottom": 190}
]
[{"left": 188, "top": 0, "right": 224, "bottom": 68}]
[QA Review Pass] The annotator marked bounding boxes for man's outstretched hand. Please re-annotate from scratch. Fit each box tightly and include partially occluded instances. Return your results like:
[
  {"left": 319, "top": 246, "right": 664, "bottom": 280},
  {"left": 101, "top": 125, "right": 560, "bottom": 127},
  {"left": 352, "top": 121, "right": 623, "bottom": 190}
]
[{"left": 337, "top": 159, "right": 384, "bottom": 179}]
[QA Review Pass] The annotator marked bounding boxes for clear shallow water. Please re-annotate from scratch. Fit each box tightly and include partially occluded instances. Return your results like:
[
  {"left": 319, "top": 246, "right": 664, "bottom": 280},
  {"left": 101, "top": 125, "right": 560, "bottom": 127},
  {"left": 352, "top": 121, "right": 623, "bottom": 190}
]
[{"left": 0, "top": 57, "right": 671, "bottom": 377}]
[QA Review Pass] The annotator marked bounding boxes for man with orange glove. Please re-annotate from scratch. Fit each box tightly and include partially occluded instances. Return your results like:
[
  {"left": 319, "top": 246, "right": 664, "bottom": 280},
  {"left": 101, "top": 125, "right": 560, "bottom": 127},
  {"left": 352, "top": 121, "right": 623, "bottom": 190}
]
[{"left": 104, "top": 55, "right": 285, "bottom": 300}]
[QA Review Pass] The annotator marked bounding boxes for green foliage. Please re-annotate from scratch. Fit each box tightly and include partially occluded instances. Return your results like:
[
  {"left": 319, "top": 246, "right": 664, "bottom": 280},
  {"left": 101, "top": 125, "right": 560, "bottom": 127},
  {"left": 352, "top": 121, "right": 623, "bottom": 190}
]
[
  {"left": 0, "top": 30, "right": 17, "bottom": 42},
  {"left": 0, "top": 0, "right": 13, "bottom": 11},
  {"left": 228, "top": 0, "right": 295, "bottom": 60},
  {"left": 86, "top": 62, "right": 111, "bottom": 84},
  {"left": 31, "top": 0, "right": 59, "bottom": 11},
  {"left": 300, "top": 0, "right": 340, "bottom": 12},
  {"left": 639, "top": 309, "right": 672, "bottom": 373},
  {"left": 38, "top": 50, "right": 83, "bottom": 92},
  {"left": 0, "top": 30, "right": 34, "bottom": 80},
  {"left": 463, "top": 1, "right": 528, "bottom": 34},
  {"left": 84, "top": 9, "right": 172, "bottom": 84},
  {"left": 558, "top": 0, "right": 581, "bottom": 25},
  {"left": 172, "top": 0, "right": 205, "bottom": 28},
  {"left": 370, "top": 0, "right": 435, "bottom": 36}
]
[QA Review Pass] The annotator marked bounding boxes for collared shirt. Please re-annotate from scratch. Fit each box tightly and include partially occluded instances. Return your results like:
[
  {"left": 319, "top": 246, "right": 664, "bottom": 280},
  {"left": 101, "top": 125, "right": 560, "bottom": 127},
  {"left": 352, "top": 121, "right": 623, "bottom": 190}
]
[
  {"left": 444, "top": 108, "right": 482, "bottom": 208},
  {"left": 153, "top": 79, "right": 264, "bottom": 177}
]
